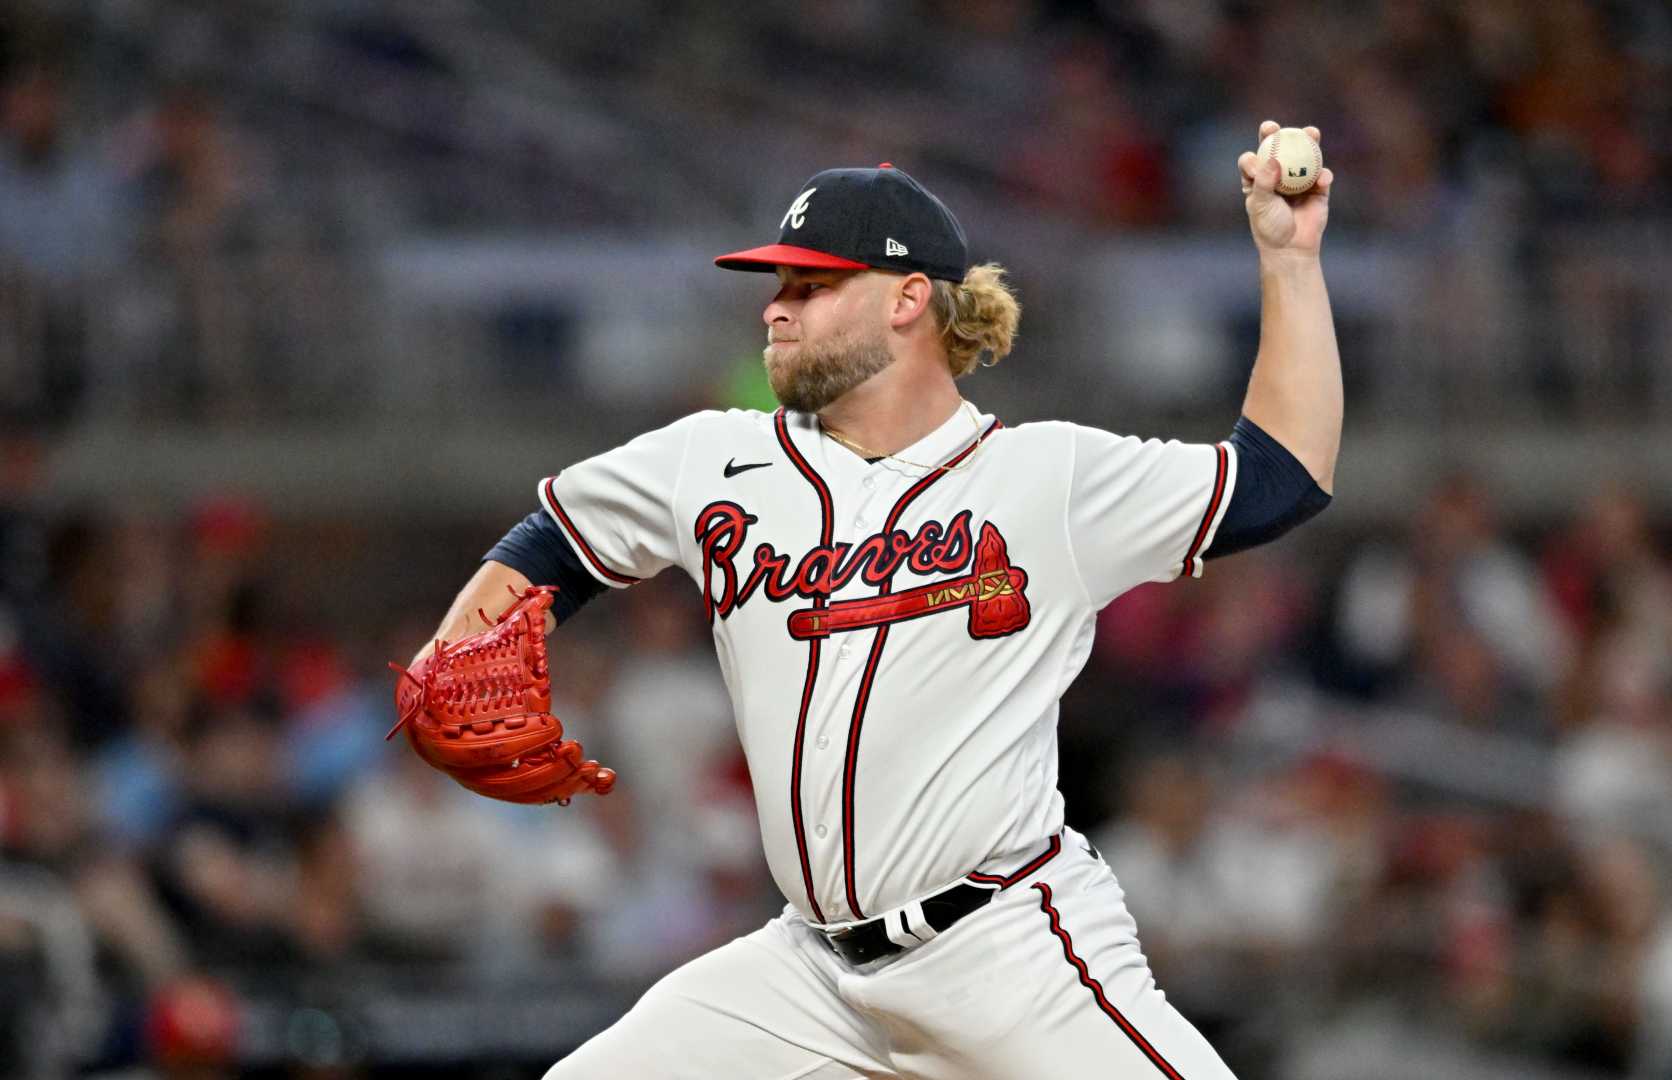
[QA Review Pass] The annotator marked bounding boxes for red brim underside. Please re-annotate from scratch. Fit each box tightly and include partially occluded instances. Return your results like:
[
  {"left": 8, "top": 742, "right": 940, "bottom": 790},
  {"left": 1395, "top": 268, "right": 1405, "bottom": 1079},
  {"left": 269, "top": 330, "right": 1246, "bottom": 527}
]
[{"left": 714, "top": 243, "right": 871, "bottom": 273}]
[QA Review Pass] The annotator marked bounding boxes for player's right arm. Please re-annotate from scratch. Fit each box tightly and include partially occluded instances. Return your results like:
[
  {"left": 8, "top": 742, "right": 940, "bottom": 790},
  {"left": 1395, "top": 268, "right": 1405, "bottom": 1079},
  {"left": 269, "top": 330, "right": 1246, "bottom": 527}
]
[
  {"left": 1236, "top": 119, "right": 1341, "bottom": 492},
  {"left": 1065, "top": 121, "right": 1342, "bottom": 605}
]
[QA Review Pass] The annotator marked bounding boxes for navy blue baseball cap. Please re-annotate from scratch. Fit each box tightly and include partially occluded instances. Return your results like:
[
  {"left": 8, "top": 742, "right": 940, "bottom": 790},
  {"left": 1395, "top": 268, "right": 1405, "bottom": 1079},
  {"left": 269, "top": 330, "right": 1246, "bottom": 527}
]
[{"left": 715, "top": 164, "right": 969, "bottom": 282}]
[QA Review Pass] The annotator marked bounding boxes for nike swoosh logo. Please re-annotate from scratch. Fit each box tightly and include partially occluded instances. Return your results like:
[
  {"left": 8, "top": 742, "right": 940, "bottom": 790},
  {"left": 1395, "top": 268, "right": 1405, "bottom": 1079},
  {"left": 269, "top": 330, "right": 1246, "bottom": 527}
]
[{"left": 724, "top": 459, "right": 773, "bottom": 478}]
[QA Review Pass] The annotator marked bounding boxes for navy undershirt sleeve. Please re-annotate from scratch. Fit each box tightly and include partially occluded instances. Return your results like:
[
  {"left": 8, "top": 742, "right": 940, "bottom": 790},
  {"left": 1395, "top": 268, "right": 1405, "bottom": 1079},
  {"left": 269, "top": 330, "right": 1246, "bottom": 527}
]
[
  {"left": 483, "top": 511, "right": 606, "bottom": 624},
  {"left": 1206, "top": 416, "right": 1332, "bottom": 560}
]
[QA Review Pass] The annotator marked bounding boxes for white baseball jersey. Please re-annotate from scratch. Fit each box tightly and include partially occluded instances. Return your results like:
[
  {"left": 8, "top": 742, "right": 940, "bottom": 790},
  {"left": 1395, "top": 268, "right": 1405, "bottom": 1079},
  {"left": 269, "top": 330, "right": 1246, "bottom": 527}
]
[{"left": 540, "top": 402, "right": 1236, "bottom": 927}]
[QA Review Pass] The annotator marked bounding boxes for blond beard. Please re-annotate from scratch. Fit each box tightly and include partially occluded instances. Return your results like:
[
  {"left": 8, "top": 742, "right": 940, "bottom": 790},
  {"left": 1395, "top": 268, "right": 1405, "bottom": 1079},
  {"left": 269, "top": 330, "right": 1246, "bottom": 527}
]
[{"left": 764, "top": 326, "right": 896, "bottom": 414}]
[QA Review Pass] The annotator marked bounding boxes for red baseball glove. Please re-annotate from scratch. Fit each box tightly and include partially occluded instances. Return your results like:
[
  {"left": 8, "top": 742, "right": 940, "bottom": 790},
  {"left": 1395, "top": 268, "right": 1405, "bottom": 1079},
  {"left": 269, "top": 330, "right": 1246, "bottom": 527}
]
[{"left": 387, "top": 586, "right": 615, "bottom": 804}]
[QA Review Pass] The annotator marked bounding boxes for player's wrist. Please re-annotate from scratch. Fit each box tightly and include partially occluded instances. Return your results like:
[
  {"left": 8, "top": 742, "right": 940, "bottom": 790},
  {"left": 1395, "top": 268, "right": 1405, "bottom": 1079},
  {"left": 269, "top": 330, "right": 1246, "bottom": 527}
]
[{"left": 1256, "top": 247, "right": 1322, "bottom": 276}]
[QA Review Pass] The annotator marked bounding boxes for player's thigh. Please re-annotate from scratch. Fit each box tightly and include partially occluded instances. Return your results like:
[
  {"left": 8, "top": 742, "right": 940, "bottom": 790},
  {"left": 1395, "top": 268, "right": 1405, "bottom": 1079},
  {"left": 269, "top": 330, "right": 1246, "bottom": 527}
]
[
  {"left": 545, "top": 917, "right": 893, "bottom": 1080},
  {"left": 866, "top": 852, "right": 1239, "bottom": 1080},
  {"left": 1000, "top": 869, "right": 1240, "bottom": 1080}
]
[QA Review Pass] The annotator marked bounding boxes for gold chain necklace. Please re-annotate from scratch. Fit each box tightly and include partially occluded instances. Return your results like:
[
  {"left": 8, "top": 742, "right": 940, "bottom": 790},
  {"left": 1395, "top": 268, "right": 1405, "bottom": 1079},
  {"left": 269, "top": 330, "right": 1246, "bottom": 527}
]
[{"left": 821, "top": 401, "right": 986, "bottom": 474}]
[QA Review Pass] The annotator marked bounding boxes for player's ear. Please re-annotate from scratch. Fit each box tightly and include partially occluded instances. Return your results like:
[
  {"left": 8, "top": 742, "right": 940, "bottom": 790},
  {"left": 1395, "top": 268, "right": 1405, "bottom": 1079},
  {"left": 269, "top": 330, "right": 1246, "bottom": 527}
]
[{"left": 886, "top": 272, "right": 934, "bottom": 331}]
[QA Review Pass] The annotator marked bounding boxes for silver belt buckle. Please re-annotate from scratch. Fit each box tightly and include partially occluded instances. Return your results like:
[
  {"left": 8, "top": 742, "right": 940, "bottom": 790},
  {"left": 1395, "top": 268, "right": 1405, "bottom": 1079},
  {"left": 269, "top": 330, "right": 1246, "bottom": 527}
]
[{"left": 826, "top": 924, "right": 860, "bottom": 946}]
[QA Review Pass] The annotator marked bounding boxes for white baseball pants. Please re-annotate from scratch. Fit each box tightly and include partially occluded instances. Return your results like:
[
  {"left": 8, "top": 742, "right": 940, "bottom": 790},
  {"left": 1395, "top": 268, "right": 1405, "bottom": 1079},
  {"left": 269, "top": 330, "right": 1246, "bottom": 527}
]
[{"left": 544, "top": 827, "right": 1239, "bottom": 1079}]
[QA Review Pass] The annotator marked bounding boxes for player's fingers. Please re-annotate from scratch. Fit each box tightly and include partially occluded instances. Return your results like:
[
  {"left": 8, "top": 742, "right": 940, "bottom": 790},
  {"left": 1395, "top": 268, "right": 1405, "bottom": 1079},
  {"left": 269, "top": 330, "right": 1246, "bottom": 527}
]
[
  {"left": 1258, "top": 119, "right": 1279, "bottom": 140},
  {"left": 1314, "top": 167, "right": 1334, "bottom": 195},
  {"left": 1252, "top": 155, "right": 1281, "bottom": 193},
  {"left": 1237, "top": 150, "right": 1258, "bottom": 191},
  {"left": 1303, "top": 125, "right": 1321, "bottom": 143}
]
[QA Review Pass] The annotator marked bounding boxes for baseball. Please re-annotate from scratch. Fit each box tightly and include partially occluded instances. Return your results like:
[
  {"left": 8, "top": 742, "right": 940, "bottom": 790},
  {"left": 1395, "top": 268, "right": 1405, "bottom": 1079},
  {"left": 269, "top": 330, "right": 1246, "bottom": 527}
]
[{"left": 1257, "top": 126, "right": 1323, "bottom": 195}]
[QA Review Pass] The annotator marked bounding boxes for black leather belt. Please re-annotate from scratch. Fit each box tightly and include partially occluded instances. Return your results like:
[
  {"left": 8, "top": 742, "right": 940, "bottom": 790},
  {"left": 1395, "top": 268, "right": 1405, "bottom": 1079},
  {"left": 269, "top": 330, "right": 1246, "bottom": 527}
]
[
  {"left": 821, "top": 832, "right": 1065, "bottom": 965},
  {"left": 823, "top": 881, "right": 996, "bottom": 965}
]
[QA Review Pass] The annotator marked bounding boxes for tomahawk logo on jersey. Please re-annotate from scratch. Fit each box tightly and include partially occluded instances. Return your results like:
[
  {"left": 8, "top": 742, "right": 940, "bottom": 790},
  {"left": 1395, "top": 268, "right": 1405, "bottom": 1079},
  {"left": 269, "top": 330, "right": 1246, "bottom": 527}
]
[{"left": 538, "top": 405, "right": 1234, "bottom": 926}]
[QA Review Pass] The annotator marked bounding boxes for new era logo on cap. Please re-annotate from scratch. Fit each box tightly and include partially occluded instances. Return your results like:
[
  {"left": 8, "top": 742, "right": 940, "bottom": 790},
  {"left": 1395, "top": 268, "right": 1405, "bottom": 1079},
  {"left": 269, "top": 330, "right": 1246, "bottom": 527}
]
[{"left": 715, "top": 164, "right": 968, "bottom": 282}]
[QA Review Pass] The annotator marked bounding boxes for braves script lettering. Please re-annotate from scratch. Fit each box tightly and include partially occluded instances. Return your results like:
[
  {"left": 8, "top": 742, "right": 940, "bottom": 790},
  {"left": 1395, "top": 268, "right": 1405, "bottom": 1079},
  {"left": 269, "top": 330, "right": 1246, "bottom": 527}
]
[
  {"left": 695, "top": 502, "right": 1033, "bottom": 640},
  {"left": 696, "top": 502, "right": 978, "bottom": 621}
]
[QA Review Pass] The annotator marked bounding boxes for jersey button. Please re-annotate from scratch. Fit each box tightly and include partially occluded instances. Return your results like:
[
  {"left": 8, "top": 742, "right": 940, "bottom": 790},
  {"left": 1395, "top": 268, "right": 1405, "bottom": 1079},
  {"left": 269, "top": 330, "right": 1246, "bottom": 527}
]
[
  {"left": 815, "top": 824, "right": 828, "bottom": 839},
  {"left": 863, "top": 475, "right": 876, "bottom": 489},
  {"left": 815, "top": 735, "right": 829, "bottom": 750}
]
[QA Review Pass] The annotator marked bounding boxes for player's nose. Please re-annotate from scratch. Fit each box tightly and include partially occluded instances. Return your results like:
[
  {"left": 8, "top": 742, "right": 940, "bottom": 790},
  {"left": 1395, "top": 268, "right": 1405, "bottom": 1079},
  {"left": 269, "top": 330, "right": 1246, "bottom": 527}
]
[{"left": 763, "top": 294, "right": 794, "bottom": 328}]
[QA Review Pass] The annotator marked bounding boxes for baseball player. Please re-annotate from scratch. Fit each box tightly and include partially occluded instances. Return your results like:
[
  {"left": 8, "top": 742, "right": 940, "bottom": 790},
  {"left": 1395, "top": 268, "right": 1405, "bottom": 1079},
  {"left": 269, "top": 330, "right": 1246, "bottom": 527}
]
[{"left": 403, "top": 121, "right": 1339, "bottom": 1078}]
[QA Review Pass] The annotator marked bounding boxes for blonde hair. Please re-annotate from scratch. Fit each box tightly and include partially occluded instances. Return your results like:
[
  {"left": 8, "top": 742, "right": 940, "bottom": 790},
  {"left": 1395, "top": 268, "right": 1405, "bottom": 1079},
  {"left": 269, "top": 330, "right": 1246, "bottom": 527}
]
[{"left": 929, "top": 262, "right": 1021, "bottom": 377}]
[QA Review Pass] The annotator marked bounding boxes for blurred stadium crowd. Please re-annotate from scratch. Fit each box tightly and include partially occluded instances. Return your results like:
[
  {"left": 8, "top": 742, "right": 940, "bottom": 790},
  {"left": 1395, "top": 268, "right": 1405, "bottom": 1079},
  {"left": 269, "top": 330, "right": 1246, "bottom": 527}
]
[
  {"left": 1, "top": 0, "right": 1669, "bottom": 430},
  {"left": 2, "top": 1, "right": 1670, "bottom": 1078}
]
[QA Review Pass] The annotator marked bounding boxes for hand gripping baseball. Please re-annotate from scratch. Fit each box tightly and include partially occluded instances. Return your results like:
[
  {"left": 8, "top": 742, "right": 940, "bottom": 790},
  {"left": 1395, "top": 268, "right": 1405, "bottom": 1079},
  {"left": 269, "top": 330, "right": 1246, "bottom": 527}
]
[
  {"left": 1239, "top": 120, "right": 1332, "bottom": 257},
  {"left": 388, "top": 586, "right": 616, "bottom": 805}
]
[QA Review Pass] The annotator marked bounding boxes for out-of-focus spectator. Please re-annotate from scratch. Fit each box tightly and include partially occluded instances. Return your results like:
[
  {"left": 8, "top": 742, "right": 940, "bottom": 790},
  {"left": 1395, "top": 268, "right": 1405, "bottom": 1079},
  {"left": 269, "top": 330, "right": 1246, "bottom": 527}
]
[
  {"left": 1, "top": 709, "right": 192, "bottom": 1075},
  {"left": 1091, "top": 750, "right": 1383, "bottom": 1071},
  {"left": 1499, "top": 1, "right": 1657, "bottom": 215},
  {"left": 1005, "top": 32, "right": 1170, "bottom": 227},
  {"left": 1543, "top": 489, "right": 1672, "bottom": 668},
  {"left": 1093, "top": 754, "right": 1352, "bottom": 978},
  {"left": 122, "top": 79, "right": 274, "bottom": 419},
  {"left": 154, "top": 707, "right": 308, "bottom": 967},
  {"left": 0, "top": 853, "right": 103, "bottom": 1077},
  {"left": 96, "top": 662, "right": 192, "bottom": 851},
  {"left": 341, "top": 739, "right": 622, "bottom": 973},
  {"left": 0, "top": 24, "right": 131, "bottom": 427},
  {"left": 595, "top": 574, "right": 738, "bottom": 833},
  {"left": 582, "top": 575, "right": 772, "bottom": 977},
  {"left": 0, "top": 716, "right": 107, "bottom": 1077},
  {"left": 20, "top": 515, "right": 134, "bottom": 747},
  {"left": 1332, "top": 475, "right": 1571, "bottom": 718},
  {"left": 1078, "top": 549, "right": 1309, "bottom": 747},
  {"left": 341, "top": 747, "right": 509, "bottom": 965},
  {"left": 1554, "top": 629, "right": 1672, "bottom": 853},
  {"left": 0, "top": 428, "right": 49, "bottom": 606},
  {"left": 130, "top": 82, "right": 250, "bottom": 261},
  {"left": 0, "top": 40, "right": 129, "bottom": 284}
]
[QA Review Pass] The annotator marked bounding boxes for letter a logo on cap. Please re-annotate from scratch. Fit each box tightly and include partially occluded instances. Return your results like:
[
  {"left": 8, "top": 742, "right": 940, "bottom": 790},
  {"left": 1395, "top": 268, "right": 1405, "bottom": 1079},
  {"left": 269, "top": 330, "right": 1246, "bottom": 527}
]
[{"left": 781, "top": 188, "right": 815, "bottom": 230}]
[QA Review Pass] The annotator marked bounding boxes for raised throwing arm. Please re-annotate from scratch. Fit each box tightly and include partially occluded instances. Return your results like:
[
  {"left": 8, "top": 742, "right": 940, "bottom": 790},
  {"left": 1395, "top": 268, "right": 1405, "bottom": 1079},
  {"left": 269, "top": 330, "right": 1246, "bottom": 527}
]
[{"left": 1236, "top": 120, "right": 1343, "bottom": 494}]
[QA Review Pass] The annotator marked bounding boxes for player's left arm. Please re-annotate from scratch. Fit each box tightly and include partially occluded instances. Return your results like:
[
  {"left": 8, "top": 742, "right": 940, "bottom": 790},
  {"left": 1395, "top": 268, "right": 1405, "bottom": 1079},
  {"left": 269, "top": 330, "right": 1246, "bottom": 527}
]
[{"left": 1235, "top": 120, "right": 1341, "bottom": 495}]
